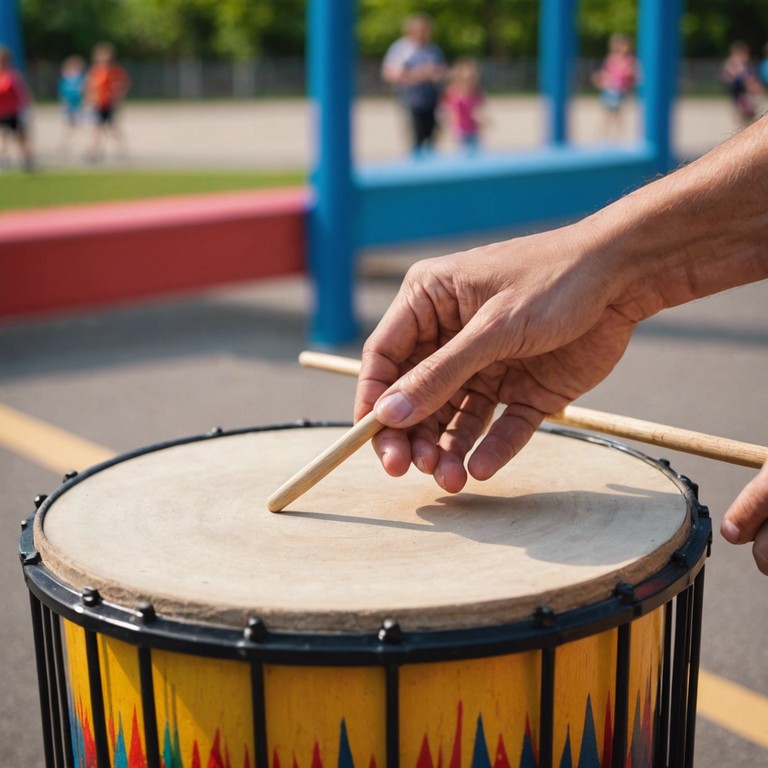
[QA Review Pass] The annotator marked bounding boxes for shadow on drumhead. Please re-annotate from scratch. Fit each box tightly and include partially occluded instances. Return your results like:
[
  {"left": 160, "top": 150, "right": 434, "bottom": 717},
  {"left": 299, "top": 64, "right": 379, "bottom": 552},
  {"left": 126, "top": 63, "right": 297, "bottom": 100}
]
[{"left": 283, "top": 484, "right": 685, "bottom": 568}]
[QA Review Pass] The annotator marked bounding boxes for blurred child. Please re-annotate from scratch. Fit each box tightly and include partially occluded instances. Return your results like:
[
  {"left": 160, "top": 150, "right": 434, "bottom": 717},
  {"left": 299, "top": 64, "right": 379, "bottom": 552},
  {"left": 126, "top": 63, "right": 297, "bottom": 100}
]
[
  {"left": 58, "top": 55, "right": 86, "bottom": 153},
  {"left": 85, "top": 42, "right": 130, "bottom": 161},
  {"left": 722, "top": 41, "right": 762, "bottom": 126},
  {"left": 0, "top": 46, "right": 33, "bottom": 171},
  {"left": 442, "top": 57, "right": 485, "bottom": 152},
  {"left": 592, "top": 33, "right": 637, "bottom": 139}
]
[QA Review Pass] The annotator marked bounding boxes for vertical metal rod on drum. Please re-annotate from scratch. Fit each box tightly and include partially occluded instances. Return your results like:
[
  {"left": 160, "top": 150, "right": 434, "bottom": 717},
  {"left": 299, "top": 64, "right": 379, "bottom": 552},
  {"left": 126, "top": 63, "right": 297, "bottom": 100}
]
[
  {"left": 385, "top": 665, "right": 400, "bottom": 768},
  {"left": 84, "top": 631, "right": 111, "bottom": 768},
  {"left": 29, "top": 594, "right": 56, "bottom": 768},
  {"left": 654, "top": 601, "right": 674, "bottom": 768},
  {"left": 684, "top": 569, "right": 706, "bottom": 768},
  {"left": 612, "top": 623, "right": 631, "bottom": 768},
  {"left": 41, "top": 605, "right": 65, "bottom": 768},
  {"left": 539, "top": 646, "right": 555, "bottom": 768},
  {"left": 669, "top": 587, "right": 692, "bottom": 767},
  {"left": 250, "top": 662, "right": 269, "bottom": 768},
  {"left": 138, "top": 647, "right": 161, "bottom": 768},
  {"left": 50, "top": 615, "right": 75, "bottom": 768}
]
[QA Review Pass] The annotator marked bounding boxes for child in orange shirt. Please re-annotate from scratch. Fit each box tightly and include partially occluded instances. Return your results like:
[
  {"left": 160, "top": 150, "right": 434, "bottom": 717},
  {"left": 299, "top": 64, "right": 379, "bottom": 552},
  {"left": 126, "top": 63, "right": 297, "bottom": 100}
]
[{"left": 85, "top": 42, "right": 130, "bottom": 161}]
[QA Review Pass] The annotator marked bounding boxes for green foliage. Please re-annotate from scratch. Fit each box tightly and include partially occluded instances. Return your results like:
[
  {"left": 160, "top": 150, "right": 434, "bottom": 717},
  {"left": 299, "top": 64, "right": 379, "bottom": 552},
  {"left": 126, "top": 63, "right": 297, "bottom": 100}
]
[
  {"left": 21, "top": 0, "right": 124, "bottom": 60},
  {"left": 578, "top": 0, "right": 636, "bottom": 57},
  {"left": 683, "top": 0, "right": 768, "bottom": 58},
  {"left": 20, "top": 0, "right": 768, "bottom": 63}
]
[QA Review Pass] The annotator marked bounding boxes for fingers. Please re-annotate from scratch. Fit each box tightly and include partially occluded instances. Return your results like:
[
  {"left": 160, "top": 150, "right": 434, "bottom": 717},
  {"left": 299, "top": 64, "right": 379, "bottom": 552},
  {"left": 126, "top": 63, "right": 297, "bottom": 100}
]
[
  {"left": 373, "top": 325, "right": 499, "bottom": 430},
  {"left": 722, "top": 462, "right": 768, "bottom": 574},
  {"left": 468, "top": 405, "right": 544, "bottom": 481}
]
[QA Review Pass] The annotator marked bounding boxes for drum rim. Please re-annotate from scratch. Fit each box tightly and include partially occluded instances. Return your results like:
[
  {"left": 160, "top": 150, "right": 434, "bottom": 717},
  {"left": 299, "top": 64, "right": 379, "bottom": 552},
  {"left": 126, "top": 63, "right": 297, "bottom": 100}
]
[{"left": 20, "top": 422, "right": 711, "bottom": 665}]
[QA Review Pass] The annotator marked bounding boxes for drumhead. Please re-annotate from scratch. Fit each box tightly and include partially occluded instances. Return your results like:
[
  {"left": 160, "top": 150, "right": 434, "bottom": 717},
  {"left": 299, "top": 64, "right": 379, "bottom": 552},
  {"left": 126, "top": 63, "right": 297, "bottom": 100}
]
[{"left": 35, "top": 426, "right": 690, "bottom": 632}]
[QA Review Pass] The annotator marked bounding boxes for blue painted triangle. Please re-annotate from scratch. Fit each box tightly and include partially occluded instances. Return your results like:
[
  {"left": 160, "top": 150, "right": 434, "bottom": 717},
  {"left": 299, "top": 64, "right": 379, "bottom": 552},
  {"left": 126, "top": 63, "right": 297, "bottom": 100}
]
[
  {"left": 577, "top": 695, "right": 600, "bottom": 768},
  {"left": 518, "top": 729, "right": 537, "bottom": 768},
  {"left": 114, "top": 712, "right": 129, "bottom": 768},
  {"left": 559, "top": 726, "right": 573, "bottom": 768},
  {"left": 471, "top": 714, "right": 492, "bottom": 768},
  {"left": 339, "top": 718, "right": 355, "bottom": 768}
]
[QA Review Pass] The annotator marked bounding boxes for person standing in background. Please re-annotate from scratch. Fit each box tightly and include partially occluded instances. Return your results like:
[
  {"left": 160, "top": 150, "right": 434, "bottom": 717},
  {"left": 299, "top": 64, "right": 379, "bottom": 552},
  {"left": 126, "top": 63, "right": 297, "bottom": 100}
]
[
  {"left": 722, "top": 40, "right": 762, "bottom": 127},
  {"left": 442, "top": 57, "right": 485, "bottom": 153},
  {"left": 0, "top": 46, "right": 33, "bottom": 171},
  {"left": 58, "top": 55, "right": 86, "bottom": 156},
  {"left": 85, "top": 42, "right": 130, "bottom": 162},
  {"left": 592, "top": 33, "right": 638, "bottom": 140},
  {"left": 382, "top": 13, "right": 446, "bottom": 156}
]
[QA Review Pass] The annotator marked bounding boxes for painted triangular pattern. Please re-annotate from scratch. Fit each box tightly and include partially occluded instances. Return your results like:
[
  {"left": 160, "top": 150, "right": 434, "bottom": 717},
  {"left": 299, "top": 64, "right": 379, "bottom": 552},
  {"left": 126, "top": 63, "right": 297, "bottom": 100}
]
[
  {"left": 577, "top": 695, "right": 600, "bottom": 768},
  {"left": 601, "top": 695, "right": 612, "bottom": 768},
  {"left": 129, "top": 707, "right": 148, "bottom": 768},
  {"left": 338, "top": 720, "right": 355, "bottom": 768},
  {"left": 493, "top": 735, "right": 511, "bottom": 768},
  {"left": 471, "top": 715, "right": 492, "bottom": 768},
  {"left": 114, "top": 712, "right": 129, "bottom": 768},
  {"left": 559, "top": 726, "right": 573, "bottom": 768},
  {"left": 449, "top": 702, "right": 463, "bottom": 768}
]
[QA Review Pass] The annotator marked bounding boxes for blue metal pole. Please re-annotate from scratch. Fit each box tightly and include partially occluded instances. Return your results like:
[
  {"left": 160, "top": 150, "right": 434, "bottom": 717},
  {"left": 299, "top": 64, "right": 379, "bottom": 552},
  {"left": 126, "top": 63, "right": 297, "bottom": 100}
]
[
  {"left": 307, "top": 0, "right": 357, "bottom": 346},
  {"left": 638, "top": 0, "right": 682, "bottom": 173},
  {"left": 539, "top": 0, "right": 577, "bottom": 145},
  {"left": 0, "top": 0, "right": 24, "bottom": 71}
]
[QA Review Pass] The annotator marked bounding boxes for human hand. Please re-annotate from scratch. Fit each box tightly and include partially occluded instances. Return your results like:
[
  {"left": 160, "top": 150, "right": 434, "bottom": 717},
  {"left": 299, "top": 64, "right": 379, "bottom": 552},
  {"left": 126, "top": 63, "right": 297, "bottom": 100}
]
[
  {"left": 354, "top": 223, "right": 644, "bottom": 493},
  {"left": 721, "top": 462, "right": 768, "bottom": 574}
]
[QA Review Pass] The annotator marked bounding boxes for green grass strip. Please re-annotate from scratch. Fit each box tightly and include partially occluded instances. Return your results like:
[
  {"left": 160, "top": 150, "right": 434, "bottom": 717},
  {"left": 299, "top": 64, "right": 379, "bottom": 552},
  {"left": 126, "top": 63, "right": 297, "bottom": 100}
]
[{"left": 0, "top": 169, "right": 305, "bottom": 212}]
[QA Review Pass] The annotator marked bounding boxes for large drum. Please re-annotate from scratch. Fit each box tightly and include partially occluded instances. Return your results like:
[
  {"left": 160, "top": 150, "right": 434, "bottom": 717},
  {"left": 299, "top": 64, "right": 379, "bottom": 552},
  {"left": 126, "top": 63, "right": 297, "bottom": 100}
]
[{"left": 20, "top": 424, "right": 710, "bottom": 768}]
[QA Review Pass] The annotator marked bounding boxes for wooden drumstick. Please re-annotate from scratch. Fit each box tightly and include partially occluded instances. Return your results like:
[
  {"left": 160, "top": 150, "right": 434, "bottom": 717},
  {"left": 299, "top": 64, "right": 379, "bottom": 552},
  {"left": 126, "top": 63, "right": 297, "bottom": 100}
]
[
  {"left": 298, "top": 350, "right": 768, "bottom": 469},
  {"left": 266, "top": 411, "right": 384, "bottom": 512},
  {"left": 298, "top": 350, "right": 362, "bottom": 377}
]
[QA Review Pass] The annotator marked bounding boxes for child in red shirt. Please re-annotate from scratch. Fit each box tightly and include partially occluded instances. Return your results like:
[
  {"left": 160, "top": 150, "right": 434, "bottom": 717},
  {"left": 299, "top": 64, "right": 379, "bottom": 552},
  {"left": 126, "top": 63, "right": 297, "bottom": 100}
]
[
  {"left": 85, "top": 42, "right": 130, "bottom": 161},
  {"left": 442, "top": 58, "right": 485, "bottom": 153},
  {"left": 0, "top": 46, "right": 33, "bottom": 171}
]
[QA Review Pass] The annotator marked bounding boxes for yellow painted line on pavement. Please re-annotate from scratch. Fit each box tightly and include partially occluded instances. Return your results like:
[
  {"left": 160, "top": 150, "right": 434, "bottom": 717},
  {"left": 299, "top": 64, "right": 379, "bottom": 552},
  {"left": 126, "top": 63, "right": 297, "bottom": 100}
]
[
  {"left": 698, "top": 668, "right": 768, "bottom": 749},
  {"left": 1, "top": 402, "right": 768, "bottom": 750},
  {"left": 0, "top": 402, "right": 115, "bottom": 475}
]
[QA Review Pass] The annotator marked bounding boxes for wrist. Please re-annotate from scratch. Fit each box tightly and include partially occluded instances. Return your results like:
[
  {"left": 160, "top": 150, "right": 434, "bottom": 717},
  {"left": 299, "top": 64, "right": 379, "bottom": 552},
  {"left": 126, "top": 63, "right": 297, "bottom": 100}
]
[{"left": 575, "top": 131, "right": 768, "bottom": 319}]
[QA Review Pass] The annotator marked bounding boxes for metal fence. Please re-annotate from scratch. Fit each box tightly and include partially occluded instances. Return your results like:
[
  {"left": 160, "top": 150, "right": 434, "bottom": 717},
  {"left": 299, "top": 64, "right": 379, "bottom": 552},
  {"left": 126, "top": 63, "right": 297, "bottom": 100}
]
[{"left": 26, "top": 57, "right": 728, "bottom": 101}]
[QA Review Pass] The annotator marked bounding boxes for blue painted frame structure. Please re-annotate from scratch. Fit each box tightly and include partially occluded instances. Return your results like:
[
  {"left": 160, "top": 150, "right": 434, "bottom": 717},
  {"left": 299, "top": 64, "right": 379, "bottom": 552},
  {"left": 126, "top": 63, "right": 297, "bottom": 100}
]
[
  {"left": 308, "top": 0, "right": 682, "bottom": 345},
  {"left": 0, "top": 0, "right": 24, "bottom": 71}
]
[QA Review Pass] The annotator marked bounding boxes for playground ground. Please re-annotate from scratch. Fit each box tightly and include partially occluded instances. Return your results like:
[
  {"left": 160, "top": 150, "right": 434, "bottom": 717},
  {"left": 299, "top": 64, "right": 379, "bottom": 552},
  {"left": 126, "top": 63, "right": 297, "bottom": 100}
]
[
  {"left": 2, "top": 95, "right": 768, "bottom": 766},
  {"left": 23, "top": 93, "right": 748, "bottom": 172}
]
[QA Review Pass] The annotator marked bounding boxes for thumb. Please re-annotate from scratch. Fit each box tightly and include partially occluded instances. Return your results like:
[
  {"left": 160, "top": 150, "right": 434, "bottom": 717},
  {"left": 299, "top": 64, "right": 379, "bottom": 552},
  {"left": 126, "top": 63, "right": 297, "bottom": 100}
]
[{"left": 373, "top": 331, "right": 497, "bottom": 428}]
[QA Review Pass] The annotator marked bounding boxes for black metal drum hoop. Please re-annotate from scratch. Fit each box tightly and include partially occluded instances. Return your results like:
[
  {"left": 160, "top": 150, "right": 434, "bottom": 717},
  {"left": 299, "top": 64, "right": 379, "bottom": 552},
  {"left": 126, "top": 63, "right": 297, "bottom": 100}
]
[{"left": 20, "top": 421, "right": 712, "bottom": 667}]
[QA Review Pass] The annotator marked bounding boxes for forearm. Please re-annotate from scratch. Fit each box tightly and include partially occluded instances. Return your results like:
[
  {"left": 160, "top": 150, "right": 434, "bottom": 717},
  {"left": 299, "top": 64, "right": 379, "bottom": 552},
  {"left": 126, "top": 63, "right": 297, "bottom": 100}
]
[{"left": 582, "top": 116, "right": 768, "bottom": 318}]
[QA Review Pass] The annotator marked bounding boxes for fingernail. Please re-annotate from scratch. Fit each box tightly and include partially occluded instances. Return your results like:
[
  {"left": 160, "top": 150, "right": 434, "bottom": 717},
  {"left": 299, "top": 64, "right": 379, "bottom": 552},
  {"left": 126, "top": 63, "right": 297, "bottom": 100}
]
[
  {"left": 721, "top": 519, "right": 741, "bottom": 544},
  {"left": 375, "top": 392, "right": 413, "bottom": 425}
]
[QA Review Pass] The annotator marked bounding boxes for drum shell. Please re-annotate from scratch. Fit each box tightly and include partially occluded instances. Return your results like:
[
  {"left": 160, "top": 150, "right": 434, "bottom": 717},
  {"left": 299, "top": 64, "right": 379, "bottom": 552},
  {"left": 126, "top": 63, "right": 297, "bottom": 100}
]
[{"left": 20, "top": 424, "right": 710, "bottom": 768}]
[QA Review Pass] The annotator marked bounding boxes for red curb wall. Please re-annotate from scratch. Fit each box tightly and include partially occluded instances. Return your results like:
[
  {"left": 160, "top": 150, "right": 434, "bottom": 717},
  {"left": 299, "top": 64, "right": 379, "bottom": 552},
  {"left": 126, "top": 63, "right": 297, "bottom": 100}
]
[{"left": 0, "top": 188, "right": 309, "bottom": 320}]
